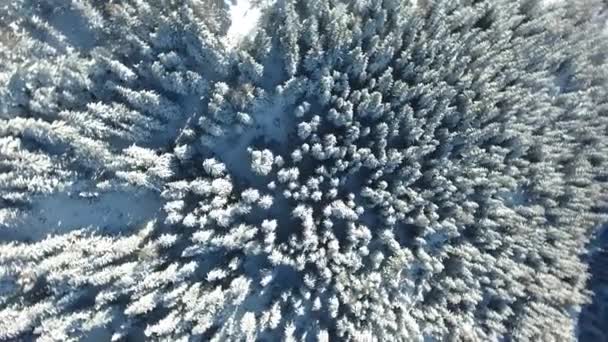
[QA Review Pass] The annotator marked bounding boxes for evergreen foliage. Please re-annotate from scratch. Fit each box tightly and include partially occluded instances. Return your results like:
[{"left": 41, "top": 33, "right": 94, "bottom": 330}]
[{"left": 1, "top": 0, "right": 607, "bottom": 340}]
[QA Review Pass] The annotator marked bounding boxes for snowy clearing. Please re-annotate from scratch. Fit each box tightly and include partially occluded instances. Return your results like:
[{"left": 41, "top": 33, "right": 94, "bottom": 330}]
[
  {"left": 223, "top": 0, "right": 263, "bottom": 48},
  {"left": 1, "top": 190, "right": 162, "bottom": 242}
]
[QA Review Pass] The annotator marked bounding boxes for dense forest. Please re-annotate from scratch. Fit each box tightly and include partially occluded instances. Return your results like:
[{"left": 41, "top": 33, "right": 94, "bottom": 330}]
[{"left": 0, "top": 0, "right": 607, "bottom": 340}]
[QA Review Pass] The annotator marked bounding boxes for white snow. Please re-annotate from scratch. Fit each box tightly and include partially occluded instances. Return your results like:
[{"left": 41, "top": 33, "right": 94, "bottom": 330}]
[
  {"left": 540, "top": 0, "right": 563, "bottom": 7},
  {"left": 224, "top": 0, "right": 263, "bottom": 48},
  {"left": 1, "top": 189, "right": 162, "bottom": 242},
  {"left": 47, "top": 6, "right": 97, "bottom": 51}
]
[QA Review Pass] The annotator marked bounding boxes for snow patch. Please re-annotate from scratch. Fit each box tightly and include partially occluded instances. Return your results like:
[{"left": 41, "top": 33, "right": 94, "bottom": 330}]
[
  {"left": 0, "top": 190, "right": 162, "bottom": 242},
  {"left": 540, "top": 0, "right": 563, "bottom": 7},
  {"left": 224, "top": 0, "right": 262, "bottom": 48},
  {"left": 47, "top": 6, "right": 97, "bottom": 51}
]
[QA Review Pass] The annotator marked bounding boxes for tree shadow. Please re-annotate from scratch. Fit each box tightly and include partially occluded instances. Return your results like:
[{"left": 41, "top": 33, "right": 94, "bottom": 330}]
[{"left": 577, "top": 224, "right": 608, "bottom": 341}]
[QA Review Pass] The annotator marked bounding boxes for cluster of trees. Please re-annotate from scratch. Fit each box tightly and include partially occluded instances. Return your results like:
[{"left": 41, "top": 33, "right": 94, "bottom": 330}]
[{"left": 1, "top": 0, "right": 607, "bottom": 341}]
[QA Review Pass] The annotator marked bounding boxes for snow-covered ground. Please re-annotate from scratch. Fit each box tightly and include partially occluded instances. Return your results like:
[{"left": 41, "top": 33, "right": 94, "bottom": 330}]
[
  {"left": 541, "top": 0, "right": 562, "bottom": 7},
  {"left": 1, "top": 189, "right": 162, "bottom": 242},
  {"left": 224, "top": 0, "right": 263, "bottom": 48},
  {"left": 206, "top": 94, "right": 294, "bottom": 186}
]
